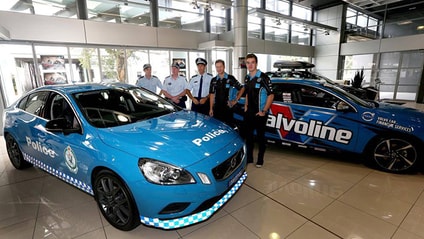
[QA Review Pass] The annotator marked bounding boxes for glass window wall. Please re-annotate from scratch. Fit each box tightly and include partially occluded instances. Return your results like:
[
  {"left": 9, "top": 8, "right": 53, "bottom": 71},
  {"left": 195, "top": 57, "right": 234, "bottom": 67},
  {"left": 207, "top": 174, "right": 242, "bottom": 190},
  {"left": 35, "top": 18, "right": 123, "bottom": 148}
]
[
  {"left": 345, "top": 7, "right": 381, "bottom": 42},
  {"left": 248, "top": 16, "right": 262, "bottom": 39},
  {"left": 35, "top": 45, "right": 71, "bottom": 86},
  {"left": 291, "top": 25, "right": 310, "bottom": 45},
  {"left": 0, "top": 43, "right": 210, "bottom": 105},
  {"left": 210, "top": 7, "right": 227, "bottom": 33},
  {"left": 292, "top": 4, "right": 311, "bottom": 21},
  {"left": 158, "top": 0, "right": 205, "bottom": 32},
  {"left": 377, "top": 51, "right": 423, "bottom": 101},
  {"left": 1, "top": 0, "right": 78, "bottom": 18},
  {"left": 149, "top": 50, "right": 171, "bottom": 82},
  {"left": 87, "top": 0, "right": 150, "bottom": 24},
  {"left": 69, "top": 47, "right": 100, "bottom": 83},
  {"left": 265, "top": 18, "right": 289, "bottom": 42},
  {"left": 127, "top": 49, "right": 149, "bottom": 85},
  {"left": 342, "top": 54, "right": 375, "bottom": 86},
  {"left": 266, "top": 0, "right": 289, "bottom": 14},
  {"left": 0, "top": 44, "right": 34, "bottom": 106}
]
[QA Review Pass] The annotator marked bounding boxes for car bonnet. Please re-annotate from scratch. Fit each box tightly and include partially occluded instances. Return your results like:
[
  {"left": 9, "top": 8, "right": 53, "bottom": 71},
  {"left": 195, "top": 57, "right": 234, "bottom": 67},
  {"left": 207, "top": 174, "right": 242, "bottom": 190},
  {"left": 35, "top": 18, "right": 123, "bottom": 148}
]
[{"left": 96, "top": 111, "right": 241, "bottom": 167}]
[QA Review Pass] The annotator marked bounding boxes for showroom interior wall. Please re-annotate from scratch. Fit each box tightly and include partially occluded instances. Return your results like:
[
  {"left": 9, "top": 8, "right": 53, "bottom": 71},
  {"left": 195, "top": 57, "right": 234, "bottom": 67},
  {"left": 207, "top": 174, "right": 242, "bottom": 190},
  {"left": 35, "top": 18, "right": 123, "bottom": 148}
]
[{"left": 314, "top": 4, "right": 344, "bottom": 81}]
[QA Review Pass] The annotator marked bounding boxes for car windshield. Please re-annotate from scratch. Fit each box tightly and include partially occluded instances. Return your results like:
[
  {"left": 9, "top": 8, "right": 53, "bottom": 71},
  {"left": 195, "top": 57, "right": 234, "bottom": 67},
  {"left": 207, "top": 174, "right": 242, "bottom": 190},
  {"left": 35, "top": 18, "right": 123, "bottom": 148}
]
[{"left": 73, "top": 87, "right": 178, "bottom": 128}]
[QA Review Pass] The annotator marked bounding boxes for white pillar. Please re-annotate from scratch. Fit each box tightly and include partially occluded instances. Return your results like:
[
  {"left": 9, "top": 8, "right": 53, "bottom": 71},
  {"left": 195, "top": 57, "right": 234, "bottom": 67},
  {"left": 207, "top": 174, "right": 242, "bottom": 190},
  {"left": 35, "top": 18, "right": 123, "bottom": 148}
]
[{"left": 233, "top": 0, "right": 248, "bottom": 82}]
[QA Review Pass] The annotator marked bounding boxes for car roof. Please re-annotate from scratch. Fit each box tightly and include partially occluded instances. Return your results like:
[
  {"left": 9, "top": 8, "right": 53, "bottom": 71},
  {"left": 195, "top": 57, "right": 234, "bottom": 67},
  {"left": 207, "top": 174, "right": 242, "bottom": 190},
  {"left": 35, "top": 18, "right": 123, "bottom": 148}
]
[{"left": 33, "top": 82, "right": 134, "bottom": 95}]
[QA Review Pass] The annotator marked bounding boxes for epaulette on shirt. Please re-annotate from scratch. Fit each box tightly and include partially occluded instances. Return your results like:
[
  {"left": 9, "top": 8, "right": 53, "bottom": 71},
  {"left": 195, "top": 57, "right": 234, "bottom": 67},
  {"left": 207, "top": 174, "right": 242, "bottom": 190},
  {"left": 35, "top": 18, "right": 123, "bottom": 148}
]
[
  {"left": 191, "top": 74, "right": 198, "bottom": 79},
  {"left": 207, "top": 73, "right": 213, "bottom": 76},
  {"left": 152, "top": 75, "right": 158, "bottom": 79}
]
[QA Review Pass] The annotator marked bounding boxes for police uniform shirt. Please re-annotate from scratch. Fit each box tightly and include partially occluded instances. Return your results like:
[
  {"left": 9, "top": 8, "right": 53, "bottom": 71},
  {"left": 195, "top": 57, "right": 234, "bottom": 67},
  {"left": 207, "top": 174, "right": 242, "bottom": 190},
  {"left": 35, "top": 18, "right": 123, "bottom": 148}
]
[
  {"left": 244, "top": 70, "right": 273, "bottom": 113},
  {"left": 163, "top": 75, "right": 188, "bottom": 97},
  {"left": 209, "top": 73, "right": 243, "bottom": 106},
  {"left": 187, "top": 73, "right": 213, "bottom": 98},
  {"left": 136, "top": 75, "right": 162, "bottom": 93}
]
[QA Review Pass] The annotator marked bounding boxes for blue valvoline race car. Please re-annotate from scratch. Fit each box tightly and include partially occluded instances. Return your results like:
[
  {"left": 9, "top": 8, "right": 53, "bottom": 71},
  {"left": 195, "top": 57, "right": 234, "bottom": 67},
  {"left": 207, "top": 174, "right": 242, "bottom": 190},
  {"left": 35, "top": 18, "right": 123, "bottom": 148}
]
[
  {"left": 3, "top": 83, "right": 246, "bottom": 231},
  {"left": 234, "top": 65, "right": 424, "bottom": 174}
]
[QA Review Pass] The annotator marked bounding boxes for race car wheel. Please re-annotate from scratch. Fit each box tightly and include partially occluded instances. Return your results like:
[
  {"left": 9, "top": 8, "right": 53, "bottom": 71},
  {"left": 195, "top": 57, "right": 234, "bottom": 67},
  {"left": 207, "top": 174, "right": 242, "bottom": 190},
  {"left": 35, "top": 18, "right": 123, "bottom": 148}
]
[
  {"left": 5, "top": 134, "right": 32, "bottom": 169},
  {"left": 370, "top": 137, "right": 420, "bottom": 173},
  {"left": 94, "top": 170, "right": 140, "bottom": 231}
]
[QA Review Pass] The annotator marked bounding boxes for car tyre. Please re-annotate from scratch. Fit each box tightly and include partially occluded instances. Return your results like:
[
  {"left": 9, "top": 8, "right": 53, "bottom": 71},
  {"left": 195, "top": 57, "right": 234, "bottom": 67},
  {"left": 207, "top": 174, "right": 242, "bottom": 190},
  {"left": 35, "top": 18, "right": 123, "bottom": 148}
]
[
  {"left": 368, "top": 137, "right": 421, "bottom": 173},
  {"left": 94, "top": 170, "right": 140, "bottom": 231},
  {"left": 5, "top": 134, "right": 32, "bottom": 169}
]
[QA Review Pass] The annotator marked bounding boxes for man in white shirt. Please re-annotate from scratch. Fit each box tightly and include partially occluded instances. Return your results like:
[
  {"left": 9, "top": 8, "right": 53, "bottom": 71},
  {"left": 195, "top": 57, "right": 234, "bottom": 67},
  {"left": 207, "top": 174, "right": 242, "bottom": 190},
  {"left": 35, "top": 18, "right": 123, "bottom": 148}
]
[
  {"left": 135, "top": 64, "right": 162, "bottom": 94},
  {"left": 186, "top": 58, "right": 213, "bottom": 115},
  {"left": 161, "top": 63, "right": 188, "bottom": 108}
]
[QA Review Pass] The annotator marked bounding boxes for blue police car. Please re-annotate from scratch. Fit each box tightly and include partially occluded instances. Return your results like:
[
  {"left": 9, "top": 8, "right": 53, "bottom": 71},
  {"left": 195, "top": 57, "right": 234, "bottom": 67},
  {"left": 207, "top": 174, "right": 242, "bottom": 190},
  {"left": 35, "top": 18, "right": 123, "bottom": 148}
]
[
  {"left": 3, "top": 83, "right": 246, "bottom": 231},
  {"left": 235, "top": 62, "right": 424, "bottom": 174}
]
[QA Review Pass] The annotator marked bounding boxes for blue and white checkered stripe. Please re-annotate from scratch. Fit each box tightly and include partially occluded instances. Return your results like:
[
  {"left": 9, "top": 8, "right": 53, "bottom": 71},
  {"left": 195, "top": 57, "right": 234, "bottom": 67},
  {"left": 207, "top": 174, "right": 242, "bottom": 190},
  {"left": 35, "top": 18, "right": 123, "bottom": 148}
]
[
  {"left": 140, "top": 171, "right": 247, "bottom": 229},
  {"left": 22, "top": 152, "right": 94, "bottom": 195}
]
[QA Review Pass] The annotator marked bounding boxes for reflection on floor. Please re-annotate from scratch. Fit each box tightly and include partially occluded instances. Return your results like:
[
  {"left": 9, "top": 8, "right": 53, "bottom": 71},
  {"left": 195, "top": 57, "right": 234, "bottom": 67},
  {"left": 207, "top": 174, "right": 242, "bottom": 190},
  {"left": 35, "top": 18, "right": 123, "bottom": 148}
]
[{"left": 1, "top": 136, "right": 424, "bottom": 239}]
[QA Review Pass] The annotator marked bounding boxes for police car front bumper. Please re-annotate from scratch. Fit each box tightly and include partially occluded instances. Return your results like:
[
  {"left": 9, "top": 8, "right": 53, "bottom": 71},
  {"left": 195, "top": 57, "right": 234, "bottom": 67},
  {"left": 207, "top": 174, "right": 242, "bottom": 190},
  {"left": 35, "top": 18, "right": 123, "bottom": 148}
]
[{"left": 139, "top": 171, "right": 247, "bottom": 229}]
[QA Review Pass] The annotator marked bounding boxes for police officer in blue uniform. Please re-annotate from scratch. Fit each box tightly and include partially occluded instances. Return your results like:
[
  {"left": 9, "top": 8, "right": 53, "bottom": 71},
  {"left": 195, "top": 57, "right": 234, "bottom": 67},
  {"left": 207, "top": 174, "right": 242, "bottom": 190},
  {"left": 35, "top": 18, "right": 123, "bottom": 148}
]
[
  {"left": 244, "top": 53, "right": 274, "bottom": 168},
  {"left": 186, "top": 58, "right": 213, "bottom": 115},
  {"left": 161, "top": 63, "right": 188, "bottom": 108},
  {"left": 135, "top": 63, "right": 163, "bottom": 94},
  {"left": 209, "top": 59, "right": 244, "bottom": 128}
]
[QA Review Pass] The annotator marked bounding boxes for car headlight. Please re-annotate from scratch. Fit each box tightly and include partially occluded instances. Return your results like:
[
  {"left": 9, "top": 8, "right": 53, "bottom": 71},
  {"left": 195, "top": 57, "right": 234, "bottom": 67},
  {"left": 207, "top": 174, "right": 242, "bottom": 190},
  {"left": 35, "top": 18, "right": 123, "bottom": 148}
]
[{"left": 138, "top": 159, "right": 196, "bottom": 185}]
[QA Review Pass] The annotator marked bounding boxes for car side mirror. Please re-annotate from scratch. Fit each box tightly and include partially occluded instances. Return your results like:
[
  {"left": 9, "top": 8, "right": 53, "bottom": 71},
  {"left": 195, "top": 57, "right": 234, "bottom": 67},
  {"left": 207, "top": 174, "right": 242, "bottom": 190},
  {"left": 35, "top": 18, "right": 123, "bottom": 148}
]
[
  {"left": 336, "top": 101, "right": 351, "bottom": 112},
  {"left": 46, "top": 118, "right": 81, "bottom": 135}
]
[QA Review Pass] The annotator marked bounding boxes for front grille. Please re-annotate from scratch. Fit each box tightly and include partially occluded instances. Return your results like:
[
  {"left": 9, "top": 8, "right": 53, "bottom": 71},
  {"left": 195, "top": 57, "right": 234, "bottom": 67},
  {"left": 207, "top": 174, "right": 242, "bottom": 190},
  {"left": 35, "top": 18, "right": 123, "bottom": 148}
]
[{"left": 212, "top": 149, "right": 244, "bottom": 180}]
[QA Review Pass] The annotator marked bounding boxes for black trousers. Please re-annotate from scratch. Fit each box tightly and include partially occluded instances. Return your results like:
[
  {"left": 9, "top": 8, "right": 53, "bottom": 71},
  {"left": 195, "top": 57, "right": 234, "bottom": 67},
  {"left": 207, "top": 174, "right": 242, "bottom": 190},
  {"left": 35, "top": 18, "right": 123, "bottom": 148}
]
[
  {"left": 191, "top": 98, "right": 210, "bottom": 115},
  {"left": 244, "top": 112, "right": 268, "bottom": 165},
  {"left": 213, "top": 105, "right": 234, "bottom": 128}
]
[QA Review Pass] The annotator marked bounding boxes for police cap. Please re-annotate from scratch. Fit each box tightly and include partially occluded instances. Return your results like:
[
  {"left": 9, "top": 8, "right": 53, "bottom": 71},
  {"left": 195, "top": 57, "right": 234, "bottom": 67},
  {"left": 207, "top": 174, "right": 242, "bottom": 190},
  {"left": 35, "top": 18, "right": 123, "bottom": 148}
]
[
  {"left": 143, "top": 63, "right": 151, "bottom": 70},
  {"left": 195, "top": 58, "right": 207, "bottom": 65}
]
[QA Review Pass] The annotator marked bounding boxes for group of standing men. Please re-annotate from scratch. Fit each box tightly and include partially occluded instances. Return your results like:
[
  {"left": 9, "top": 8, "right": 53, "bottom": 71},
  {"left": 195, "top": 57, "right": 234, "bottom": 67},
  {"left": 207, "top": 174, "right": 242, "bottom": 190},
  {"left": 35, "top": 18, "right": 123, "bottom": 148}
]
[{"left": 135, "top": 54, "right": 274, "bottom": 168}]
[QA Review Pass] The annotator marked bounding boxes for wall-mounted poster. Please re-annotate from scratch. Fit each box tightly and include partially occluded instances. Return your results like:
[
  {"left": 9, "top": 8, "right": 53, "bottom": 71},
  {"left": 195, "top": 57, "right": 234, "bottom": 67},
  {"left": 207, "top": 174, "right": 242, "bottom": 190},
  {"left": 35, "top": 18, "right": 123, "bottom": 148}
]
[
  {"left": 172, "top": 58, "right": 186, "bottom": 69},
  {"left": 41, "top": 55, "right": 65, "bottom": 71},
  {"left": 44, "top": 72, "right": 67, "bottom": 85},
  {"left": 239, "top": 57, "right": 246, "bottom": 69}
]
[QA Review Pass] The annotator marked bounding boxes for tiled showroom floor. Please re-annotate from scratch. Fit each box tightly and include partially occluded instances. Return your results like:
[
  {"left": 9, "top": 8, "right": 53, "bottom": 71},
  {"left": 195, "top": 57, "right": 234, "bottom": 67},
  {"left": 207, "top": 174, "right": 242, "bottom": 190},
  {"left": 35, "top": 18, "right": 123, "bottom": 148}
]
[{"left": 2, "top": 138, "right": 424, "bottom": 239}]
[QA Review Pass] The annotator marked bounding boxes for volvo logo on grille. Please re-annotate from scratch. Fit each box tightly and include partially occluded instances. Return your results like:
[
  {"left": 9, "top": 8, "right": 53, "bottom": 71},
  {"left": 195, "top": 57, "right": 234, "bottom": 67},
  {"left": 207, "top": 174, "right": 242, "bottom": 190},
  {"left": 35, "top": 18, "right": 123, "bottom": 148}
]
[{"left": 230, "top": 156, "right": 237, "bottom": 169}]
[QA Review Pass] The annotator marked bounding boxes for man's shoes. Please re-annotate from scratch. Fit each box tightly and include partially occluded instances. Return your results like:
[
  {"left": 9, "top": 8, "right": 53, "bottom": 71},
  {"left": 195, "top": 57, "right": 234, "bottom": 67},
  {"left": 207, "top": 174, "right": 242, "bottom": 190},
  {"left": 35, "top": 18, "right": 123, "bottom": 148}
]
[{"left": 255, "top": 164, "right": 262, "bottom": 168}]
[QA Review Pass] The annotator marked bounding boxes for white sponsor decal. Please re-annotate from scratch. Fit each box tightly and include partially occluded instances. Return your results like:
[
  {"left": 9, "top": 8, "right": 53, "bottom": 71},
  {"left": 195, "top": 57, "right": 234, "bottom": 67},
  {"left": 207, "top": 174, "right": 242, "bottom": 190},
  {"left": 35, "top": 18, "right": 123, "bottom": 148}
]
[
  {"left": 376, "top": 117, "right": 413, "bottom": 132},
  {"left": 26, "top": 136, "right": 56, "bottom": 158},
  {"left": 192, "top": 129, "right": 229, "bottom": 146},
  {"left": 267, "top": 113, "right": 353, "bottom": 144}
]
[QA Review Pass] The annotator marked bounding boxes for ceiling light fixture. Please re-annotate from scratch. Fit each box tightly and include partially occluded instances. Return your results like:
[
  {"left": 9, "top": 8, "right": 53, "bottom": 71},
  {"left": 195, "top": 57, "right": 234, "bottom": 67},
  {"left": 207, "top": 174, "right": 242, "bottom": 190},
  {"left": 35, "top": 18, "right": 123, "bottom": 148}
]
[
  {"left": 191, "top": 0, "right": 199, "bottom": 9},
  {"left": 276, "top": 18, "right": 281, "bottom": 25},
  {"left": 205, "top": 1, "right": 213, "bottom": 12}
]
